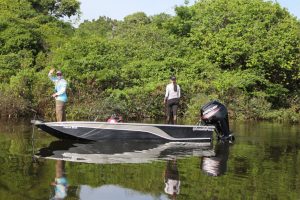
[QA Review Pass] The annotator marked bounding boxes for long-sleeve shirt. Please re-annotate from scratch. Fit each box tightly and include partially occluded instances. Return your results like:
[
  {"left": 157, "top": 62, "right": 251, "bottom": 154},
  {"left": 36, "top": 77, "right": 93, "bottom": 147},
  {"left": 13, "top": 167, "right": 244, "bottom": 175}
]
[
  {"left": 165, "top": 83, "right": 180, "bottom": 100},
  {"left": 48, "top": 73, "right": 68, "bottom": 102},
  {"left": 164, "top": 179, "right": 181, "bottom": 195}
]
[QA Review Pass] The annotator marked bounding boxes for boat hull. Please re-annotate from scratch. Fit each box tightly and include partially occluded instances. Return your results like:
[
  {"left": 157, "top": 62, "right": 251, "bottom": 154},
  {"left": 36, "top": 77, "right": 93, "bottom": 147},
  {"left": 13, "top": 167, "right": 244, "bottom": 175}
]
[{"left": 33, "top": 121, "right": 215, "bottom": 141}]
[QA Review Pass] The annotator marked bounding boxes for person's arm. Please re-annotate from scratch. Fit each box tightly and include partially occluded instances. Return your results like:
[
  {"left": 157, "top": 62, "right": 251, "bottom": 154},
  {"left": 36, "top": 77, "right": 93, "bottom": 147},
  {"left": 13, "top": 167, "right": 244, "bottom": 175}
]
[
  {"left": 164, "top": 85, "right": 169, "bottom": 104},
  {"left": 178, "top": 85, "right": 181, "bottom": 98},
  {"left": 48, "top": 69, "right": 57, "bottom": 82}
]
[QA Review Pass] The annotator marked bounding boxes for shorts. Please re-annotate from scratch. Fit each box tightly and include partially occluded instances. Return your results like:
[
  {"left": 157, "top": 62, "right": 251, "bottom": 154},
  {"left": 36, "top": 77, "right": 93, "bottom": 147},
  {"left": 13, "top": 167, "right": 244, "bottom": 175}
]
[{"left": 166, "top": 98, "right": 179, "bottom": 117}]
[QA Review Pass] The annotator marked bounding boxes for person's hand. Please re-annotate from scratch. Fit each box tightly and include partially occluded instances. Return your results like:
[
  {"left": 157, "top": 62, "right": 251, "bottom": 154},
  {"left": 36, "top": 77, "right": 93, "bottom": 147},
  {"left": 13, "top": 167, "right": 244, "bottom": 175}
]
[
  {"left": 49, "top": 68, "right": 55, "bottom": 74},
  {"left": 52, "top": 93, "right": 58, "bottom": 98}
]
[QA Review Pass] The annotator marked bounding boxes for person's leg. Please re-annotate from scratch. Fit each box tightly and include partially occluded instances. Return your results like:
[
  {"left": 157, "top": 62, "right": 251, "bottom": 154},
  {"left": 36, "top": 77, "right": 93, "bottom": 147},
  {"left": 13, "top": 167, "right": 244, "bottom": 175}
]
[
  {"left": 166, "top": 101, "right": 172, "bottom": 124},
  {"left": 56, "top": 160, "right": 65, "bottom": 178},
  {"left": 56, "top": 100, "right": 66, "bottom": 122},
  {"left": 62, "top": 103, "right": 66, "bottom": 121},
  {"left": 169, "top": 109, "right": 174, "bottom": 124},
  {"left": 172, "top": 103, "right": 178, "bottom": 125}
]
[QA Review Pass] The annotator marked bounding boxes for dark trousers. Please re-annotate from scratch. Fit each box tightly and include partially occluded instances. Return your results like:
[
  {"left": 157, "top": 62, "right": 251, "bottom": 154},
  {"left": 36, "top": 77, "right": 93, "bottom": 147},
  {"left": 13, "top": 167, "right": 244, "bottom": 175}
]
[{"left": 166, "top": 98, "right": 179, "bottom": 124}]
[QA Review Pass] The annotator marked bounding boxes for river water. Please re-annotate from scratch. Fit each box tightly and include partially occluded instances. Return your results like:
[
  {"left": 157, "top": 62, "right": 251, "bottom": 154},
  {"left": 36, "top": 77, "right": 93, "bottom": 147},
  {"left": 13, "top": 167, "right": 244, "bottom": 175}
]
[{"left": 0, "top": 121, "right": 299, "bottom": 200}]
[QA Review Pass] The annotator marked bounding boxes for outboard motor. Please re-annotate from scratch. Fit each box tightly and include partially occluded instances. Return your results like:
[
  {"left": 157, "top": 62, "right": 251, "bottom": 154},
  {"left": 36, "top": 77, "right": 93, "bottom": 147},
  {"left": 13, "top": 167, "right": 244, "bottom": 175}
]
[{"left": 200, "top": 100, "right": 234, "bottom": 141}]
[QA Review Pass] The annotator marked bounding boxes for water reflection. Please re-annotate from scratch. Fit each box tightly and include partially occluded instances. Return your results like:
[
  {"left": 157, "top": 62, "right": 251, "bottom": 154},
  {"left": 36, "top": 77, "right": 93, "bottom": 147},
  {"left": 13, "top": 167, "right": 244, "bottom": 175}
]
[
  {"left": 164, "top": 159, "right": 180, "bottom": 200},
  {"left": 34, "top": 139, "right": 234, "bottom": 199},
  {"left": 201, "top": 141, "right": 230, "bottom": 176},
  {"left": 36, "top": 140, "right": 214, "bottom": 164},
  {"left": 1, "top": 121, "right": 299, "bottom": 200},
  {"left": 51, "top": 160, "right": 69, "bottom": 200},
  {"left": 35, "top": 140, "right": 215, "bottom": 200}
]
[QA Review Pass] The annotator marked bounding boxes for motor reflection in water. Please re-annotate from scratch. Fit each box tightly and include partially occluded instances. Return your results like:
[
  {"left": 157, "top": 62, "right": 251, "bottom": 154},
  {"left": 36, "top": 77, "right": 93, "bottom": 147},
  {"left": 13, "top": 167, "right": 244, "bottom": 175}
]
[
  {"left": 164, "top": 159, "right": 180, "bottom": 200},
  {"left": 201, "top": 141, "right": 230, "bottom": 176},
  {"left": 51, "top": 160, "right": 69, "bottom": 200}
]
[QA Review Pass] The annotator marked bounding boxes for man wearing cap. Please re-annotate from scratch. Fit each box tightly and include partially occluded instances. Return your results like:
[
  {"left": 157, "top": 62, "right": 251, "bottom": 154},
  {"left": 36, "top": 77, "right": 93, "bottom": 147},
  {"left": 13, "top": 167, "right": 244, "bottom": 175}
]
[
  {"left": 164, "top": 76, "right": 181, "bottom": 124},
  {"left": 48, "top": 69, "right": 68, "bottom": 122}
]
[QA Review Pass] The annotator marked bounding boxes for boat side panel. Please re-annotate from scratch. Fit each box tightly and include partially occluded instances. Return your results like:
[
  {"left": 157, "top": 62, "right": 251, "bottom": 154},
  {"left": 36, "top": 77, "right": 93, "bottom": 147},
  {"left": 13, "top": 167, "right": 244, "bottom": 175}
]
[
  {"left": 49, "top": 126, "right": 167, "bottom": 140},
  {"left": 156, "top": 125, "right": 213, "bottom": 139},
  {"left": 37, "top": 122, "right": 213, "bottom": 141},
  {"left": 36, "top": 124, "right": 83, "bottom": 140}
]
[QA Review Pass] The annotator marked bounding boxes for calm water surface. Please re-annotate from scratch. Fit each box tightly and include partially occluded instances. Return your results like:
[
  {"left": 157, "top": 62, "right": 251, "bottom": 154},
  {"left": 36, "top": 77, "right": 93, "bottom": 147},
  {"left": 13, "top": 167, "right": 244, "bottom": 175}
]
[{"left": 0, "top": 121, "right": 299, "bottom": 200}]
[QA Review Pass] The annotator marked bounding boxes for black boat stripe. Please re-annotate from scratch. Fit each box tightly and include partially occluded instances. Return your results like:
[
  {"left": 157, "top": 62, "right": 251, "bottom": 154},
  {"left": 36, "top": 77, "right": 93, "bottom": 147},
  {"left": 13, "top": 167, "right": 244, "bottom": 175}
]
[{"left": 44, "top": 122, "right": 214, "bottom": 141}]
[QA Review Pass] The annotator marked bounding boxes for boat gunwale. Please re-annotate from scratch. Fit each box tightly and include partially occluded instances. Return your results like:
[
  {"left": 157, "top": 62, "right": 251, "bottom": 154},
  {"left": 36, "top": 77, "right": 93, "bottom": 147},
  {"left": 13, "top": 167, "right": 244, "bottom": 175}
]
[{"left": 42, "top": 121, "right": 215, "bottom": 129}]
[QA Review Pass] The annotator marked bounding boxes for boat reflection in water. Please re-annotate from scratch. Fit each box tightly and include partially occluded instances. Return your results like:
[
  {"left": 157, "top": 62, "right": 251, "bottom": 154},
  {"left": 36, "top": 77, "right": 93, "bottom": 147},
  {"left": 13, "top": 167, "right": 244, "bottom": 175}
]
[
  {"left": 164, "top": 159, "right": 180, "bottom": 200},
  {"left": 37, "top": 140, "right": 213, "bottom": 199},
  {"left": 35, "top": 140, "right": 214, "bottom": 164},
  {"left": 201, "top": 141, "right": 230, "bottom": 176},
  {"left": 36, "top": 140, "right": 230, "bottom": 199}
]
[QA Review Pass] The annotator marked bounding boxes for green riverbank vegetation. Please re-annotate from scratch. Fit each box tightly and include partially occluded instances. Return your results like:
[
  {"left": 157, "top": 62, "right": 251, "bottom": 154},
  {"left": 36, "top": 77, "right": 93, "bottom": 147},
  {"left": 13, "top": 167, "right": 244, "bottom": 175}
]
[{"left": 0, "top": 0, "right": 299, "bottom": 123}]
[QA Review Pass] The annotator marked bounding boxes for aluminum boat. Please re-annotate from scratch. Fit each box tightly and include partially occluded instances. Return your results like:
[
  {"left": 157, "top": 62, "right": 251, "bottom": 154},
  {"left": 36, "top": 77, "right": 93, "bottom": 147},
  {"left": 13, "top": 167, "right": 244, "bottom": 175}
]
[
  {"left": 32, "top": 100, "right": 234, "bottom": 142},
  {"left": 32, "top": 120, "right": 215, "bottom": 141}
]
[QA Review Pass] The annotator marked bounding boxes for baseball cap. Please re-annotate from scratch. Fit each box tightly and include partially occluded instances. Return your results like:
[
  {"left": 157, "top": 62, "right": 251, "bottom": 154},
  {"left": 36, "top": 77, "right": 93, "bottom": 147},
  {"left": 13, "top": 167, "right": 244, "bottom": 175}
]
[{"left": 56, "top": 70, "right": 62, "bottom": 76}]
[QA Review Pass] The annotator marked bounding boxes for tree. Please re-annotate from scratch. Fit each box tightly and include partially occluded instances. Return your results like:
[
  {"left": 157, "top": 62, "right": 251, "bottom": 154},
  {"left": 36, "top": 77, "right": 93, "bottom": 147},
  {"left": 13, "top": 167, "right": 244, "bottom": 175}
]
[
  {"left": 188, "top": 0, "right": 300, "bottom": 106},
  {"left": 28, "top": 0, "right": 80, "bottom": 18},
  {"left": 124, "top": 12, "right": 151, "bottom": 25}
]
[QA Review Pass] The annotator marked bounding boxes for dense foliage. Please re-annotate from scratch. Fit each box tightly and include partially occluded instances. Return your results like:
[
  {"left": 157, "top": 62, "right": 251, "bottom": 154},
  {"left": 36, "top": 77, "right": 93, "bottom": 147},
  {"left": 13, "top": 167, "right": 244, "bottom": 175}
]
[{"left": 0, "top": 0, "right": 299, "bottom": 122}]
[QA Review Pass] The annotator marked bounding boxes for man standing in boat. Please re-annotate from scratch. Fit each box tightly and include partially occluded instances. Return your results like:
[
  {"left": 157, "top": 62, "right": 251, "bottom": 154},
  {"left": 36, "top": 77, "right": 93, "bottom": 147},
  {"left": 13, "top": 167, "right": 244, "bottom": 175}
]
[
  {"left": 48, "top": 68, "right": 68, "bottom": 122},
  {"left": 164, "top": 76, "right": 181, "bottom": 124}
]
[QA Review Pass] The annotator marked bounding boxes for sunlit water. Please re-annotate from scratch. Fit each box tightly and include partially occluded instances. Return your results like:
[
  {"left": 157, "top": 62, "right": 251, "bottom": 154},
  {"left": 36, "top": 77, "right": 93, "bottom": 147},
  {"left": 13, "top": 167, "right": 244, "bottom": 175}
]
[{"left": 0, "top": 121, "right": 299, "bottom": 200}]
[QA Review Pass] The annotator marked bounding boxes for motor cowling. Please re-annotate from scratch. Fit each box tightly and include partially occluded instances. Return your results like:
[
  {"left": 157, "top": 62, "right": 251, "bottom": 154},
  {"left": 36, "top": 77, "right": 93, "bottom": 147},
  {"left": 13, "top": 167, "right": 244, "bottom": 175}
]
[{"left": 200, "top": 100, "right": 230, "bottom": 138}]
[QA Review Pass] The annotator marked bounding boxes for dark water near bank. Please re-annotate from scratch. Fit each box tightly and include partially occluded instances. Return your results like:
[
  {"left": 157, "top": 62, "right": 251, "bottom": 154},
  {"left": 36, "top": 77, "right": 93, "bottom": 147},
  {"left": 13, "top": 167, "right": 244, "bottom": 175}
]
[{"left": 0, "top": 121, "right": 299, "bottom": 200}]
